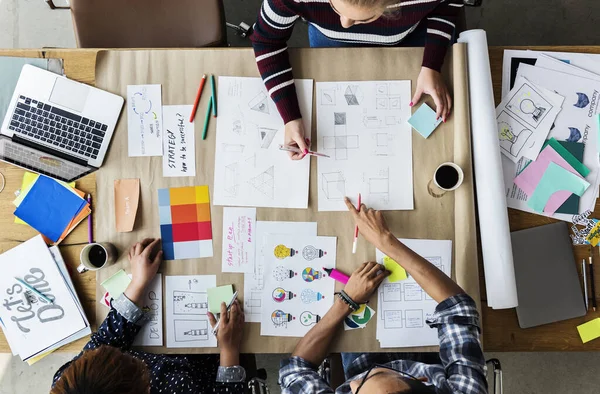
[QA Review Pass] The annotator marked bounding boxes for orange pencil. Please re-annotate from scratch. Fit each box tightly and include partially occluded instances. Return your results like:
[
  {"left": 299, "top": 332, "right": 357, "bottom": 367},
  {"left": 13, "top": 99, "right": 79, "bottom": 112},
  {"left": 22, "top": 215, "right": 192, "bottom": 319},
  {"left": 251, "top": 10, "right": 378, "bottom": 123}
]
[{"left": 189, "top": 74, "right": 207, "bottom": 123}]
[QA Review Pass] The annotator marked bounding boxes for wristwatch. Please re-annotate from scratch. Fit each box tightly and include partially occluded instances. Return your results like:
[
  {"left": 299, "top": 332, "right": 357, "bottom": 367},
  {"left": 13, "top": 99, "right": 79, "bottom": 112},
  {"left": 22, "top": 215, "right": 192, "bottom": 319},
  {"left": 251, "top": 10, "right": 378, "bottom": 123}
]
[{"left": 217, "top": 365, "right": 246, "bottom": 383}]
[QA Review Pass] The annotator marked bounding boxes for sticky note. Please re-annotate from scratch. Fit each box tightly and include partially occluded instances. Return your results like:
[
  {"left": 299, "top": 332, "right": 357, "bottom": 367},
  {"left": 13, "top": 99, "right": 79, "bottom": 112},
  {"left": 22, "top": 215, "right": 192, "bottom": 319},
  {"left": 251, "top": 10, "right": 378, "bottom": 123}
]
[
  {"left": 407, "top": 103, "right": 442, "bottom": 138},
  {"left": 207, "top": 285, "right": 234, "bottom": 314},
  {"left": 14, "top": 175, "right": 87, "bottom": 242},
  {"left": 101, "top": 270, "right": 132, "bottom": 299},
  {"left": 14, "top": 172, "right": 76, "bottom": 224},
  {"left": 543, "top": 138, "right": 589, "bottom": 177},
  {"left": 383, "top": 256, "right": 408, "bottom": 282},
  {"left": 578, "top": 318, "right": 600, "bottom": 343},
  {"left": 527, "top": 162, "right": 590, "bottom": 213}
]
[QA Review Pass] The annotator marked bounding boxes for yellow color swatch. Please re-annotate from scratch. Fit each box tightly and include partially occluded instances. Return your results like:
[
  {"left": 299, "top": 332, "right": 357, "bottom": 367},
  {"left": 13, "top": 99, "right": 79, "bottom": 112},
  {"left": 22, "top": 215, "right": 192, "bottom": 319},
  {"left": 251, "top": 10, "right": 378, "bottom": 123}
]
[
  {"left": 195, "top": 185, "right": 210, "bottom": 204},
  {"left": 577, "top": 318, "right": 600, "bottom": 343},
  {"left": 383, "top": 256, "right": 408, "bottom": 282},
  {"left": 169, "top": 186, "right": 197, "bottom": 206}
]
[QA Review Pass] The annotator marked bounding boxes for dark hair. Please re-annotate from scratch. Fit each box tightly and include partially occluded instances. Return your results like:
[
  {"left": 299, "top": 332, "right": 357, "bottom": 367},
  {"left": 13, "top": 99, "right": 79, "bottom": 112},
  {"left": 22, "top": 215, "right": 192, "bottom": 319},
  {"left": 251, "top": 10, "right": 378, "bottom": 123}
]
[{"left": 50, "top": 346, "right": 150, "bottom": 394}]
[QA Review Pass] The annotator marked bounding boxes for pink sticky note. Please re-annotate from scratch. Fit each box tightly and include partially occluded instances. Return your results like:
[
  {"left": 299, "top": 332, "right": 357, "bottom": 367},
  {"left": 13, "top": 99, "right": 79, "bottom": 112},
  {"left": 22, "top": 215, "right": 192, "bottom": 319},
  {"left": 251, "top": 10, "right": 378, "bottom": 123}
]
[{"left": 514, "top": 146, "right": 583, "bottom": 214}]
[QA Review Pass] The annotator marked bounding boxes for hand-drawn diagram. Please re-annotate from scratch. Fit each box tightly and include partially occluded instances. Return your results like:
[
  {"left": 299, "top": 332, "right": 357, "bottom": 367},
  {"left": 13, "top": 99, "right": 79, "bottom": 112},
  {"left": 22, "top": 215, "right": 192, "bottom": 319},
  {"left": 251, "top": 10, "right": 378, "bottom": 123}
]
[
  {"left": 245, "top": 153, "right": 256, "bottom": 168},
  {"left": 274, "top": 244, "right": 298, "bottom": 259},
  {"left": 300, "top": 289, "right": 325, "bottom": 304},
  {"left": 174, "top": 320, "right": 209, "bottom": 342},
  {"left": 383, "top": 310, "right": 403, "bottom": 329},
  {"left": 505, "top": 83, "right": 552, "bottom": 128},
  {"left": 258, "top": 127, "right": 278, "bottom": 149},
  {"left": 301, "top": 267, "right": 325, "bottom": 282},
  {"left": 321, "top": 171, "right": 346, "bottom": 200},
  {"left": 372, "top": 133, "right": 397, "bottom": 156},
  {"left": 403, "top": 283, "right": 423, "bottom": 301},
  {"left": 344, "top": 85, "right": 363, "bottom": 105},
  {"left": 273, "top": 265, "right": 297, "bottom": 281},
  {"left": 222, "top": 143, "right": 245, "bottom": 153},
  {"left": 271, "top": 310, "right": 295, "bottom": 327},
  {"left": 498, "top": 113, "right": 533, "bottom": 158},
  {"left": 173, "top": 291, "right": 208, "bottom": 315},
  {"left": 224, "top": 162, "right": 240, "bottom": 196},
  {"left": 300, "top": 311, "right": 321, "bottom": 326},
  {"left": 405, "top": 310, "right": 424, "bottom": 328},
  {"left": 245, "top": 291, "right": 262, "bottom": 315},
  {"left": 302, "top": 245, "right": 327, "bottom": 260},
  {"left": 248, "top": 165, "right": 274, "bottom": 199},
  {"left": 321, "top": 89, "right": 337, "bottom": 105},
  {"left": 248, "top": 91, "right": 270, "bottom": 114},
  {"left": 383, "top": 283, "right": 402, "bottom": 302},
  {"left": 375, "top": 83, "right": 402, "bottom": 110},
  {"left": 273, "top": 287, "right": 296, "bottom": 302},
  {"left": 364, "top": 167, "right": 390, "bottom": 204},
  {"left": 323, "top": 135, "right": 359, "bottom": 160}
]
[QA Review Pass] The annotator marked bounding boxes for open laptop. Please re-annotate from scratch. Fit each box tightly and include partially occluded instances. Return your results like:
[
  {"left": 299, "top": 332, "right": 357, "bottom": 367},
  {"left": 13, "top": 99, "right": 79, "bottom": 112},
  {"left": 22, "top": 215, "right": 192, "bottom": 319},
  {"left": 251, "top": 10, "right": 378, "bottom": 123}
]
[{"left": 0, "top": 65, "right": 124, "bottom": 182}]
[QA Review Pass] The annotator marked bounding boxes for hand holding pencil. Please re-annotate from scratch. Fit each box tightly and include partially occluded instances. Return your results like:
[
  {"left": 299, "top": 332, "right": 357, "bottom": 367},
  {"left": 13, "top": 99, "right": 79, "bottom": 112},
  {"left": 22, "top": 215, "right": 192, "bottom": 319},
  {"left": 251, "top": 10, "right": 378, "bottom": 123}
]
[{"left": 344, "top": 198, "right": 393, "bottom": 252}]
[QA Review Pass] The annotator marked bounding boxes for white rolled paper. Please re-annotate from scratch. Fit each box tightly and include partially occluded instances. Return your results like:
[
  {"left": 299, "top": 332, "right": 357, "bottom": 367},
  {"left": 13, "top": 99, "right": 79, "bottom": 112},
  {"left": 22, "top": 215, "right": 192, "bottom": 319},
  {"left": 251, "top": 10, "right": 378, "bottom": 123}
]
[{"left": 457, "top": 30, "right": 518, "bottom": 309}]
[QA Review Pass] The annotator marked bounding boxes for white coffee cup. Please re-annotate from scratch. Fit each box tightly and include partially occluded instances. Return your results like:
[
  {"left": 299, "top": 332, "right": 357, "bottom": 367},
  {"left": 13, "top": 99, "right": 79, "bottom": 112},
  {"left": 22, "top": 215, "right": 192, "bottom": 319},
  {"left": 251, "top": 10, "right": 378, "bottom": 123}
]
[
  {"left": 433, "top": 162, "right": 464, "bottom": 191},
  {"left": 78, "top": 242, "right": 117, "bottom": 273}
]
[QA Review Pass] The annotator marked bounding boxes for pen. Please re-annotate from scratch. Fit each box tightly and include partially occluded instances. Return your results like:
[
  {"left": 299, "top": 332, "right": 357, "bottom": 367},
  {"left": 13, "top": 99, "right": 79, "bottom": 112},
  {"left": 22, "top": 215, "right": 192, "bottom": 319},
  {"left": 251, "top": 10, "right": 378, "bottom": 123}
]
[
  {"left": 189, "top": 74, "right": 207, "bottom": 123},
  {"left": 278, "top": 144, "right": 330, "bottom": 158},
  {"left": 583, "top": 259, "right": 589, "bottom": 311},
  {"left": 590, "top": 254, "right": 597, "bottom": 312},
  {"left": 352, "top": 193, "right": 361, "bottom": 254},
  {"left": 212, "top": 291, "right": 238, "bottom": 335},
  {"left": 323, "top": 267, "right": 350, "bottom": 285},
  {"left": 210, "top": 75, "right": 217, "bottom": 118},
  {"left": 15, "top": 277, "right": 53, "bottom": 304},
  {"left": 202, "top": 97, "right": 213, "bottom": 140},
  {"left": 87, "top": 194, "right": 93, "bottom": 244}
]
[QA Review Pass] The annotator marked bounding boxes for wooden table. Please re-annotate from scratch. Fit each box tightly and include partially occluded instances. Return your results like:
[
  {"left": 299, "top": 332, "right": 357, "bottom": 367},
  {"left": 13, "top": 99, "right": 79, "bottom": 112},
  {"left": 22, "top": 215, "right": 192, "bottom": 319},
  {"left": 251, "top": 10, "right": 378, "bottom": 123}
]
[{"left": 1, "top": 46, "right": 599, "bottom": 353}]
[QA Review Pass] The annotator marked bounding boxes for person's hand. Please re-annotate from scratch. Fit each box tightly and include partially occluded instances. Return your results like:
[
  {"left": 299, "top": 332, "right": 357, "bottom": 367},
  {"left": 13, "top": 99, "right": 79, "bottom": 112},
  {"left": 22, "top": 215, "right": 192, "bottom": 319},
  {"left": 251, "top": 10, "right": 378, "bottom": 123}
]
[
  {"left": 344, "top": 198, "right": 393, "bottom": 250},
  {"left": 208, "top": 300, "right": 245, "bottom": 366},
  {"left": 284, "top": 118, "right": 310, "bottom": 160},
  {"left": 124, "top": 238, "right": 163, "bottom": 305},
  {"left": 411, "top": 67, "right": 452, "bottom": 122},
  {"left": 344, "top": 262, "right": 389, "bottom": 303}
]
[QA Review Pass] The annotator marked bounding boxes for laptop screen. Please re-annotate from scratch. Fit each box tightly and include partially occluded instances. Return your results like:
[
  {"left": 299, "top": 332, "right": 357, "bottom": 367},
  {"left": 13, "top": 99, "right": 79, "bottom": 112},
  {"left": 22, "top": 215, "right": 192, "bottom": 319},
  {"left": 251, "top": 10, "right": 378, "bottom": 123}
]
[{"left": 0, "top": 135, "right": 94, "bottom": 182}]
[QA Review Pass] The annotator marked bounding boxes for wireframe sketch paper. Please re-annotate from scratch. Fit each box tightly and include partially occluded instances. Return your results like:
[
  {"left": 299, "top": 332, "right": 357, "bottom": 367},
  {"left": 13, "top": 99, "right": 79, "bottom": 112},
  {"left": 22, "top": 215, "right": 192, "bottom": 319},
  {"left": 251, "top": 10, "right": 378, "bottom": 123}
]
[
  {"left": 222, "top": 207, "right": 256, "bottom": 273},
  {"left": 162, "top": 105, "right": 196, "bottom": 177},
  {"left": 127, "top": 84, "right": 163, "bottom": 157},
  {"left": 213, "top": 77, "right": 313, "bottom": 209},
  {"left": 165, "top": 275, "right": 217, "bottom": 348},
  {"left": 316, "top": 81, "right": 413, "bottom": 211},
  {"left": 260, "top": 235, "right": 336, "bottom": 337},
  {"left": 496, "top": 76, "right": 564, "bottom": 162},
  {"left": 244, "top": 222, "right": 318, "bottom": 323},
  {"left": 376, "top": 239, "right": 452, "bottom": 348},
  {"left": 133, "top": 274, "right": 163, "bottom": 347}
]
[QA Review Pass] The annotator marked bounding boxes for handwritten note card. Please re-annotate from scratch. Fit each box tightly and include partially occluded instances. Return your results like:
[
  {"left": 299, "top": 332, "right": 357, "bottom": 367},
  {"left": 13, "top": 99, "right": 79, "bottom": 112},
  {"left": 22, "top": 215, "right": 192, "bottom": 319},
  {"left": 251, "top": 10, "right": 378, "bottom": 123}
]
[
  {"left": 162, "top": 105, "right": 196, "bottom": 177},
  {"left": 127, "top": 84, "right": 163, "bottom": 157},
  {"left": 221, "top": 207, "right": 256, "bottom": 273},
  {"left": 134, "top": 274, "right": 163, "bottom": 347}
]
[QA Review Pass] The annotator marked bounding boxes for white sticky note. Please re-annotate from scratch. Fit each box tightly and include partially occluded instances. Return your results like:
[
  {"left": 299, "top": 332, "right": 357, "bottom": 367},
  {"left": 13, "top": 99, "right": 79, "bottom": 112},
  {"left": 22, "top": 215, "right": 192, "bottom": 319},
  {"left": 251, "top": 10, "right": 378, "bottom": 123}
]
[
  {"left": 127, "top": 84, "right": 163, "bottom": 157},
  {"left": 222, "top": 207, "right": 257, "bottom": 273},
  {"left": 162, "top": 105, "right": 196, "bottom": 177}
]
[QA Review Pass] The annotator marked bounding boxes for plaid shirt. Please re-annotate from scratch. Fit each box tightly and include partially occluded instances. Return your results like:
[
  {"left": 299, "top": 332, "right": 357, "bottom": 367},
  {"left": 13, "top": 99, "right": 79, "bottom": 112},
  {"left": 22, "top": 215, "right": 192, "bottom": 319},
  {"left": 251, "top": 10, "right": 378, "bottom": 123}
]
[{"left": 279, "top": 293, "right": 487, "bottom": 394}]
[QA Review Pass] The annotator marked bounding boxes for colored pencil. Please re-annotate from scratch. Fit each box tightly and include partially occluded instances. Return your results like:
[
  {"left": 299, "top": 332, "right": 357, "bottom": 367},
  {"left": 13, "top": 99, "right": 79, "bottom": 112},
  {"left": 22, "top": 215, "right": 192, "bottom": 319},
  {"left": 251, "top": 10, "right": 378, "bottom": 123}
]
[
  {"left": 583, "top": 259, "right": 589, "bottom": 311},
  {"left": 15, "top": 277, "right": 53, "bottom": 304},
  {"left": 212, "top": 291, "right": 238, "bottom": 335},
  {"left": 590, "top": 255, "right": 597, "bottom": 312},
  {"left": 189, "top": 74, "right": 207, "bottom": 123},
  {"left": 87, "top": 194, "right": 93, "bottom": 244},
  {"left": 278, "top": 144, "right": 330, "bottom": 158},
  {"left": 352, "top": 193, "right": 361, "bottom": 254},
  {"left": 202, "top": 97, "right": 213, "bottom": 140},
  {"left": 210, "top": 74, "right": 217, "bottom": 118}
]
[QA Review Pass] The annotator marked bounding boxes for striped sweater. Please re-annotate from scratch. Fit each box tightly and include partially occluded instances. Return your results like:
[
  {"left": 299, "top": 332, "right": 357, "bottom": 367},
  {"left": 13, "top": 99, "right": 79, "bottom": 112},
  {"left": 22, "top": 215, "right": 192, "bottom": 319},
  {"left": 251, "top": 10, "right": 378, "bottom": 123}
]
[{"left": 251, "top": 0, "right": 463, "bottom": 124}]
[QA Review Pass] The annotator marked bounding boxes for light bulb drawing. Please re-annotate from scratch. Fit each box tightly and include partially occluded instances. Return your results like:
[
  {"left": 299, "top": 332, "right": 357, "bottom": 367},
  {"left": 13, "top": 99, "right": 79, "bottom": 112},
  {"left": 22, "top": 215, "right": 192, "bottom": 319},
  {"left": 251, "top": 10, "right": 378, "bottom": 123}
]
[
  {"left": 274, "top": 244, "right": 298, "bottom": 259},
  {"left": 302, "top": 245, "right": 327, "bottom": 261},
  {"left": 300, "top": 288, "right": 325, "bottom": 304},
  {"left": 300, "top": 311, "right": 321, "bottom": 326},
  {"left": 498, "top": 122, "right": 515, "bottom": 142},
  {"left": 273, "top": 265, "right": 297, "bottom": 282},
  {"left": 271, "top": 309, "right": 295, "bottom": 327},
  {"left": 496, "top": 113, "right": 532, "bottom": 159},
  {"left": 301, "top": 267, "right": 325, "bottom": 282},
  {"left": 272, "top": 287, "right": 296, "bottom": 302},
  {"left": 519, "top": 98, "right": 546, "bottom": 122}
]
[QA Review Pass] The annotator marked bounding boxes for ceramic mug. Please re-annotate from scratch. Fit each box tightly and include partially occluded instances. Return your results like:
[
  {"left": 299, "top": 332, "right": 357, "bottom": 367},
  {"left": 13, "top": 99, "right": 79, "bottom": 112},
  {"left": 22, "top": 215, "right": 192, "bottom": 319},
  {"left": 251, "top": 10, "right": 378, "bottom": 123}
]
[{"left": 78, "top": 242, "right": 117, "bottom": 273}]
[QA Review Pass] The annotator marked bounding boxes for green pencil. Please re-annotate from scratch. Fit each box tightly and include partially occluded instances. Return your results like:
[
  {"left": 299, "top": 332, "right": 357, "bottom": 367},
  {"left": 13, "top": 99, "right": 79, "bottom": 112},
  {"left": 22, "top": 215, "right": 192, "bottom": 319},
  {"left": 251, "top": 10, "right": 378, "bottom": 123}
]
[
  {"left": 210, "top": 74, "right": 217, "bottom": 118},
  {"left": 202, "top": 96, "right": 213, "bottom": 140}
]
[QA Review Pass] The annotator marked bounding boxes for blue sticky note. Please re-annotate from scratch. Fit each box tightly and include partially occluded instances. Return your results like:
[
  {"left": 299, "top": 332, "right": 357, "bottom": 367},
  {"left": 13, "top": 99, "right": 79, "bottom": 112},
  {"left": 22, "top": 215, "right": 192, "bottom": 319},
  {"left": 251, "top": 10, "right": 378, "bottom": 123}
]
[
  {"left": 14, "top": 175, "right": 86, "bottom": 242},
  {"left": 407, "top": 103, "right": 443, "bottom": 138}
]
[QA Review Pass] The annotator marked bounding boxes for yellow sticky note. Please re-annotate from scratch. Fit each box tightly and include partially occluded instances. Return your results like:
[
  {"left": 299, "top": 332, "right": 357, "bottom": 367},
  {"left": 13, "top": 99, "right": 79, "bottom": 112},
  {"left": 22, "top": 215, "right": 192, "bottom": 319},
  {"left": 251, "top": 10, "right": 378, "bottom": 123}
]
[
  {"left": 383, "top": 256, "right": 408, "bottom": 282},
  {"left": 577, "top": 318, "right": 600, "bottom": 343}
]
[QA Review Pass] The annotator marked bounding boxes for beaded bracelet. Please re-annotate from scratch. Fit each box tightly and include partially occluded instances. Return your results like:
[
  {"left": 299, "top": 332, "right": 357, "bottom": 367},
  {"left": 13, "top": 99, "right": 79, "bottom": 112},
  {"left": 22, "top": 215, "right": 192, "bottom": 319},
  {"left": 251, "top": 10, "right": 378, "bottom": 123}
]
[{"left": 337, "top": 290, "right": 360, "bottom": 311}]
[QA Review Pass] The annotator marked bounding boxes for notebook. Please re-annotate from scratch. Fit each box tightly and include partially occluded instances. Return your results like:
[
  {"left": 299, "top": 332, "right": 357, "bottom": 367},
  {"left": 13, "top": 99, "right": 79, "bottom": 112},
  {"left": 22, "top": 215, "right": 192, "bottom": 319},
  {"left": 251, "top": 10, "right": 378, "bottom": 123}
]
[{"left": 512, "top": 222, "right": 586, "bottom": 328}]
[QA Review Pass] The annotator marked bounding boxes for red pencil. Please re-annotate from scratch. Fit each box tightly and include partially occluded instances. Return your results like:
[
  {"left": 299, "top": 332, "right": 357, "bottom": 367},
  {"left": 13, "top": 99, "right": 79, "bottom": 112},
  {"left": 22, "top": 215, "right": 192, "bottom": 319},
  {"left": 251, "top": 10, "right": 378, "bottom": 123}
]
[
  {"left": 352, "top": 193, "right": 361, "bottom": 254},
  {"left": 189, "top": 74, "right": 207, "bottom": 123}
]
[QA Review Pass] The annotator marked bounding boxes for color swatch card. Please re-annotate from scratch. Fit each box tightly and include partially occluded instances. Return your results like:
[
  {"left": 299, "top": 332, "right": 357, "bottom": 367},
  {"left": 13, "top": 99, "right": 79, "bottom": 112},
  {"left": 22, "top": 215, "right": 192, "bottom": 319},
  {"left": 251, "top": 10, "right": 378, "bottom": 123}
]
[
  {"left": 222, "top": 207, "right": 256, "bottom": 273},
  {"left": 165, "top": 275, "right": 217, "bottom": 348},
  {"left": 162, "top": 105, "right": 196, "bottom": 177},
  {"left": 158, "top": 186, "right": 213, "bottom": 260},
  {"left": 127, "top": 84, "right": 163, "bottom": 157},
  {"left": 260, "top": 235, "right": 337, "bottom": 337}
]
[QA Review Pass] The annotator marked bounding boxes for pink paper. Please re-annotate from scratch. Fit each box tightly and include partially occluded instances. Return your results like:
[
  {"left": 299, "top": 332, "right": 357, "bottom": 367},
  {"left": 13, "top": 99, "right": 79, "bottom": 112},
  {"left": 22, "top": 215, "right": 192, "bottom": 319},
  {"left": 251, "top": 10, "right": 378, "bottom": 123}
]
[{"left": 514, "top": 146, "right": 582, "bottom": 214}]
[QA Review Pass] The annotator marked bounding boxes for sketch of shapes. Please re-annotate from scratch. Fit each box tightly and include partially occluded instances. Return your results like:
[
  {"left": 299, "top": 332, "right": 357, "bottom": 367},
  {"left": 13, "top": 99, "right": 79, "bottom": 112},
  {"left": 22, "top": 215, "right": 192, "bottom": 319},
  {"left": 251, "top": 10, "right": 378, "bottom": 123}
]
[
  {"left": 344, "top": 85, "right": 362, "bottom": 105},
  {"left": 383, "top": 310, "right": 403, "bottom": 329},
  {"left": 173, "top": 291, "right": 208, "bottom": 315},
  {"left": 258, "top": 127, "right": 278, "bottom": 149},
  {"left": 321, "top": 89, "right": 336, "bottom": 105},
  {"left": 363, "top": 116, "right": 383, "bottom": 128},
  {"left": 376, "top": 97, "right": 389, "bottom": 109},
  {"left": 248, "top": 91, "right": 270, "bottom": 114},
  {"left": 383, "top": 283, "right": 402, "bottom": 302},
  {"left": 301, "top": 267, "right": 324, "bottom": 282},
  {"left": 248, "top": 165, "right": 274, "bottom": 199},
  {"left": 245, "top": 291, "right": 262, "bottom": 315},
  {"left": 224, "top": 162, "right": 240, "bottom": 196},
  {"left": 405, "top": 309, "right": 424, "bottom": 328},
  {"left": 505, "top": 83, "right": 552, "bottom": 128},
  {"left": 174, "top": 319, "right": 209, "bottom": 342},
  {"left": 334, "top": 112, "right": 347, "bottom": 125},
  {"left": 273, "top": 265, "right": 297, "bottom": 281},
  {"left": 403, "top": 282, "right": 423, "bottom": 301},
  {"left": 300, "top": 288, "right": 324, "bottom": 304},
  {"left": 389, "top": 96, "right": 401, "bottom": 109},
  {"left": 376, "top": 83, "right": 388, "bottom": 96},
  {"left": 272, "top": 287, "right": 295, "bottom": 302},
  {"left": 300, "top": 311, "right": 321, "bottom": 326},
  {"left": 302, "top": 245, "right": 327, "bottom": 260},
  {"left": 365, "top": 167, "right": 390, "bottom": 204},
  {"left": 385, "top": 116, "right": 399, "bottom": 125},
  {"left": 323, "top": 135, "right": 359, "bottom": 160},
  {"left": 222, "top": 143, "right": 245, "bottom": 153},
  {"left": 322, "top": 171, "right": 346, "bottom": 200},
  {"left": 372, "top": 133, "right": 396, "bottom": 156},
  {"left": 271, "top": 309, "right": 294, "bottom": 327},
  {"left": 245, "top": 153, "right": 256, "bottom": 168}
]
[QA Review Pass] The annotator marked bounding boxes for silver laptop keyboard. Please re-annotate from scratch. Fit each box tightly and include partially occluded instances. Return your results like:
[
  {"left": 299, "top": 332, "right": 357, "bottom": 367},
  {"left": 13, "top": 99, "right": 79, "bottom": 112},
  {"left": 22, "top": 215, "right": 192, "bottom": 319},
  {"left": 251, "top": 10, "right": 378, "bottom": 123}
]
[
  {"left": 8, "top": 95, "right": 107, "bottom": 160},
  {"left": 5, "top": 142, "right": 81, "bottom": 179}
]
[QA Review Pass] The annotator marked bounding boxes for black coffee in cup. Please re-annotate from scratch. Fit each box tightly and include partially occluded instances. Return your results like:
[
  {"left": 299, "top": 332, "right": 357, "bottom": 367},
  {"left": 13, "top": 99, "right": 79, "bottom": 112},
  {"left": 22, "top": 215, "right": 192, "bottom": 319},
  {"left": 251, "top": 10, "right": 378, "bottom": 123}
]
[
  {"left": 88, "top": 244, "right": 107, "bottom": 268},
  {"left": 435, "top": 164, "right": 460, "bottom": 190}
]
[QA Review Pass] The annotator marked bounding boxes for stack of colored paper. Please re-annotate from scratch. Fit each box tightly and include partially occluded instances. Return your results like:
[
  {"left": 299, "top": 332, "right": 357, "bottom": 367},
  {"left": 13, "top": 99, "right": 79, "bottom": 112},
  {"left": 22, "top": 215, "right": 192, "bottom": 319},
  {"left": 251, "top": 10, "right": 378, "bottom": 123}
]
[{"left": 13, "top": 173, "right": 91, "bottom": 244}]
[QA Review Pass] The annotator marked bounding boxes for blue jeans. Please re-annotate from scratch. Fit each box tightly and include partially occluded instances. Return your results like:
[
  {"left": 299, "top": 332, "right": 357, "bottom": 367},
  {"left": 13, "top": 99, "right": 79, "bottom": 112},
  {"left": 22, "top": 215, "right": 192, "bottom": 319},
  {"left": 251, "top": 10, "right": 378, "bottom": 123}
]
[
  {"left": 308, "top": 22, "right": 428, "bottom": 48},
  {"left": 340, "top": 352, "right": 442, "bottom": 380}
]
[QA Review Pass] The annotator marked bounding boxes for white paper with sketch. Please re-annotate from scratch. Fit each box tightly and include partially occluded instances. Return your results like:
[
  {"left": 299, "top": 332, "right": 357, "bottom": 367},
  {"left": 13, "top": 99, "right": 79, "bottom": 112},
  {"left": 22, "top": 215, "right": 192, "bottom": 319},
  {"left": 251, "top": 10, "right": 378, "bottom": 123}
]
[
  {"left": 222, "top": 207, "right": 256, "bottom": 273},
  {"left": 260, "top": 235, "right": 336, "bottom": 337},
  {"left": 316, "top": 81, "right": 413, "bottom": 211},
  {"left": 127, "top": 84, "right": 163, "bottom": 157},
  {"left": 133, "top": 274, "right": 163, "bottom": 347},
  {"left": 162, "top": 105, "right": 196, "bottom": 177},
  {"left": 165, "top": 275, "right": 217, "bottom": 348},
  {"left": 244, "top": 221, "right": 318, "bottom": 323},
  {"left": 213, "top": 77, "right": 312, "bottom": 209},
  {"left": 496, "top": 76, "right": 564, "bottom": 162},
  {"left": 376, "top": 239, "right": 452, "bottom": 348}
]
